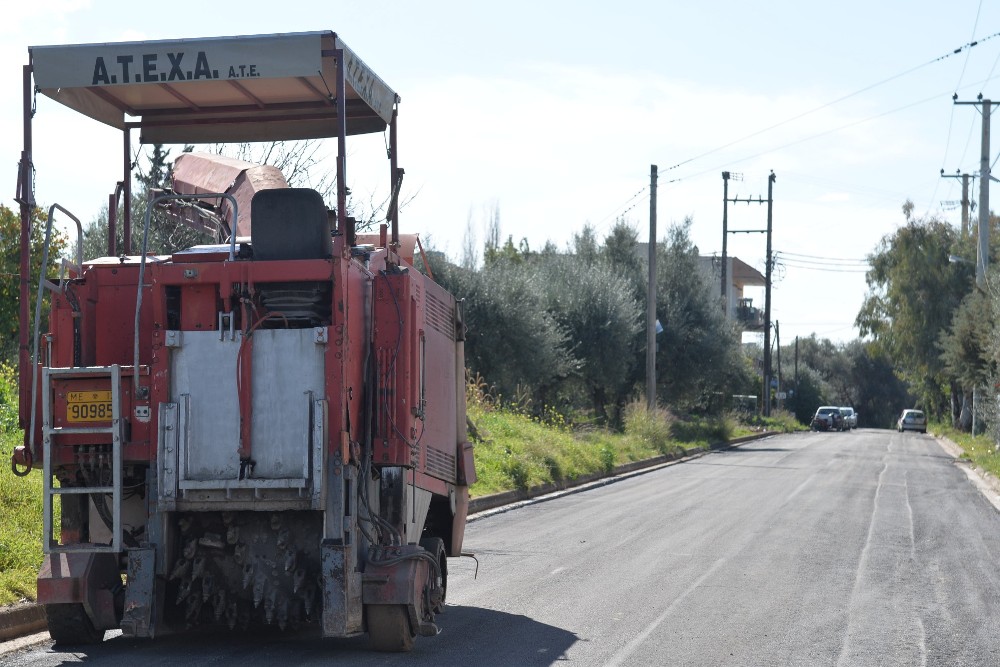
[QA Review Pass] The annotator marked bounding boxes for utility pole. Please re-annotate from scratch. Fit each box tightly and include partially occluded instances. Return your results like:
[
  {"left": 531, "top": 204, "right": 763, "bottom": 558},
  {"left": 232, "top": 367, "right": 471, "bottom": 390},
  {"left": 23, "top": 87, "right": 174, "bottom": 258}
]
[
  {"left": 646, "top": 165, "right": 658, "bottom": 411},
  {"left": 955, "top": 96, "right": 994, "bottom": 434},
  {"left": 775, "top": 321, "right": 781, "bottom": 412},
  {"left": 977, "top": 100, "right": 991, "bottom": 288},
  {"left": 763, "top": 171, "right": 776, "bottom": 416},
  {"left": 794, "top": 336, "right": 799, "bottom": 416},
  {"left": 723, "top": 171, "right": 774, "bottom": 416},
  {"left": 941, "top": 171, "right": 973, "bottom": 236},
  {"left": 721, "top": 172, "right": 730, "bottom": 309},
  {"left": 720, "top": 171, "right": 745, "bottom": 315}
]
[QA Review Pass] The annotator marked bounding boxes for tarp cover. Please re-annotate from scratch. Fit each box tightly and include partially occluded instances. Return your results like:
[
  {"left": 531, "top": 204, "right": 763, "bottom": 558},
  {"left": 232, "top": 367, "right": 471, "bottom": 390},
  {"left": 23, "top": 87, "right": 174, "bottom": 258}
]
[{"left": 29, "top": 31, "right": 398, "bottom": 143}]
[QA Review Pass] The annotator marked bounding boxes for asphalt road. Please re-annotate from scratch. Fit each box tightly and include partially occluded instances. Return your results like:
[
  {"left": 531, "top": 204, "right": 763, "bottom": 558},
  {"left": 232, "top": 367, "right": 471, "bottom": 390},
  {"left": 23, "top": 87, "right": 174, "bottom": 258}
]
[{"left": 3, "top": 429, "right": 999, "bottom": 666}]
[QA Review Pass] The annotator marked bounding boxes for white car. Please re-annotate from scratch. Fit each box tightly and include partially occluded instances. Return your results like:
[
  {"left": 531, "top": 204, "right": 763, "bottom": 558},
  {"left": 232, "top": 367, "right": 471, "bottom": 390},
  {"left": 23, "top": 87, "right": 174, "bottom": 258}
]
[
  {"left": 839, "top": 407, "right": 857, "bottom": 429},
  {"left": 897, "top": 409, "right": 927, "bottom": 434}
]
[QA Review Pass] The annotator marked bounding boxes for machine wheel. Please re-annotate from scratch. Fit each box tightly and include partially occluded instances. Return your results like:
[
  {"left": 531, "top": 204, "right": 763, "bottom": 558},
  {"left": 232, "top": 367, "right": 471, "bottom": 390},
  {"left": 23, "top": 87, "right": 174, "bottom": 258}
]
[
  {"left": 45, "top": 603, "right": 106, "bottom": 645},
  {"left": 367, "top": 605, "right": 415, "bottom": 652},
  {"left": 419, "top": 536, "right": 448, "bottom": 613}
]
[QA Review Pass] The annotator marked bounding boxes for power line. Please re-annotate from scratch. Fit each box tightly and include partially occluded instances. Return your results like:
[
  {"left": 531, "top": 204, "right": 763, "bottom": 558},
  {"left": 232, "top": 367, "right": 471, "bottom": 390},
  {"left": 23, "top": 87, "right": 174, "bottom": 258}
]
[
  {"left": 590, "top": 33, "right": 1000, "bottom": 251},
  {"left": 662, "top": 32, "right": 1000, "bottom": 176},
  {"left": 594, "top": 185, "right": 649, "bottom": 228},
  {"left": 956, "top": 0, "right": 985, "bottom": 91},
  {"left": 776, "top": 262, "right": 868, "bottom": 274},
  {"left": 775, "top": 251, "right": 869, "bottom": 266},
  {"left": 676, "top": 87, "right": 952, "bottom": 184},
  {"left": 937, "top": 1, "right": 983, "bottom": 196}
]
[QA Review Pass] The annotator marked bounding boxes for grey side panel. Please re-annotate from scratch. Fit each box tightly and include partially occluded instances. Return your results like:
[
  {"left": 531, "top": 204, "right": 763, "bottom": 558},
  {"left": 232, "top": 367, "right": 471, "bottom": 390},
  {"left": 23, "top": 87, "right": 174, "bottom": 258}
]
[
  {"left": 166, "top": 329, "right": 327, "bottom": 508},
  {"left": 170, "top": 331, "right": 241, "bottom": 481},
  {"left": 249, "top": 329, "right": 324, "bottom": 479}
]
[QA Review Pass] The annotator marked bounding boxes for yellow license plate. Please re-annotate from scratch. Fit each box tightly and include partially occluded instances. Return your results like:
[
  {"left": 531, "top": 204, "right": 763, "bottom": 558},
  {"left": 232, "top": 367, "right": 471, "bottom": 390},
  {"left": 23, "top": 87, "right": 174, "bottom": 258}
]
[{"left": 66, "top": 390, "right": 113, "bottom": 422}]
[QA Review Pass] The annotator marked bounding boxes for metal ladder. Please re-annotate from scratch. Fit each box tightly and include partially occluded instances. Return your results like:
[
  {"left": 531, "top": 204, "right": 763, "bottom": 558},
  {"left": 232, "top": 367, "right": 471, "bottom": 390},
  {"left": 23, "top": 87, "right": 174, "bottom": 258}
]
[{"left": 42, "top": 365, "right": 124, "bottom": 554}]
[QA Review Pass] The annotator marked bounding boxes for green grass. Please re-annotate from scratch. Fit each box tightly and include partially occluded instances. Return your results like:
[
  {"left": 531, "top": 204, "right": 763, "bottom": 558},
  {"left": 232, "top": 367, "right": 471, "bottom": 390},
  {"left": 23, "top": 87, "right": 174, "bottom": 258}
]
[
  {"left": 0, "top": 430, "right": 43, "bottom": 606},
  {"left": 0, "top": 361, "right": 46, "bottom": 605},
  {"left": 0, "top": 362, "right": 42, "bottom": 605},
  {"left": 931, "top": 421, "right": 1000, "bottom": 479},
  {"left": 467, "top": 399, "right": 788, "bottom": 497}
]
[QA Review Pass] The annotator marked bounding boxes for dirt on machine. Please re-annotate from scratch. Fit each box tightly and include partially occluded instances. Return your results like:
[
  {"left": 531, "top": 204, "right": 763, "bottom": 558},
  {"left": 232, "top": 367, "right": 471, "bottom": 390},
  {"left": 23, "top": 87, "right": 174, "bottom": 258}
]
[{"left": 12, "top": 30, "right": 474, "bottom": 652}]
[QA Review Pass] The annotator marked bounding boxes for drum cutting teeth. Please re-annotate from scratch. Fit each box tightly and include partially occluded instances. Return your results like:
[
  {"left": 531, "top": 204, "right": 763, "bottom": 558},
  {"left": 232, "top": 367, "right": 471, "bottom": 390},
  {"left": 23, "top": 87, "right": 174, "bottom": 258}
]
[
  {"left": 225, "top": 601, "right": 238, "bottom": 630},
  {"left": 213, "top": 589, "right": 227, "bottom": 621},
  {"left": 169, "top": 557, "right": 190, "bottom": 581},
  {"left": 292, "top": 567, "right": 306, "bottom": 593},
  {"left": 201, "top": 572, "right": 216, "bottom": 602},
  {"left": 252, "top": 569, "right": 267, "bottom": 608}
]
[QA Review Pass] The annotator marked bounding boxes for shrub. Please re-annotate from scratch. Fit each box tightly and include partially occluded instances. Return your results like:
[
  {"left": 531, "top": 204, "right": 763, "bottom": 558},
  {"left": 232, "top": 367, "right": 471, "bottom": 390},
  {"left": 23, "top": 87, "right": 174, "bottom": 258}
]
[{"left": 623, "top": 400, "right": 678, "bottom": 455}]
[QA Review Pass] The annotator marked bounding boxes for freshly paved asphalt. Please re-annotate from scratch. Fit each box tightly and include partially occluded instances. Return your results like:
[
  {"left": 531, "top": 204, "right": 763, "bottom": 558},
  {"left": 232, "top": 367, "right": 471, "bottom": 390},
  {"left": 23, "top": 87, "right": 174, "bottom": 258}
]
[{"left": 3, "top": 429, "right": 999, "bottom": 666}]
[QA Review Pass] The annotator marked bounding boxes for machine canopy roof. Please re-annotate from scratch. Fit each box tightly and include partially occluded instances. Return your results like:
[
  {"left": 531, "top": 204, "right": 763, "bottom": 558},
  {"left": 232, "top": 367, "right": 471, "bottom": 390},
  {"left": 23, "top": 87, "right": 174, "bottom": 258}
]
[{"left": 29, "top": 31, "right": 398, "bottom": 143}]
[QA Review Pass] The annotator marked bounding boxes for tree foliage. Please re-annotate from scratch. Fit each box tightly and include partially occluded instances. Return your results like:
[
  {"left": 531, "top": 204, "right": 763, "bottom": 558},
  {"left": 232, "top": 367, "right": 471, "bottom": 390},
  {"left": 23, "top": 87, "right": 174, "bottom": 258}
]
[
  {"left": 856, "top": 204, "right": 969, "bottom": 417},
  {"left": 77, "top": 145, "right": 212, "bottom": 261},
  {"left": 0, "top": 205, "right": 68, "bottom": 362},
  {"left": 441, "top": 257, "right": 577, "bottom": 406},
  {"left": 655, "top": 219, "right": 746, "bottom": 411},
  {"left": 537, "top": 235, "right": 643, "bottom": 423},
  {"left": 432, "top": 215, "right": 748, "bottom": 424}
]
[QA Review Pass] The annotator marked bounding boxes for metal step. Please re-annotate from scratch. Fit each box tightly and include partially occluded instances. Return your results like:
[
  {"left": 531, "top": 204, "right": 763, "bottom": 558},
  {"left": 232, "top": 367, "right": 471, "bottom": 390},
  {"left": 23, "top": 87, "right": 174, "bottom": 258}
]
[{"left": 42, "top": 365, "right": 124, "bottom": 554}]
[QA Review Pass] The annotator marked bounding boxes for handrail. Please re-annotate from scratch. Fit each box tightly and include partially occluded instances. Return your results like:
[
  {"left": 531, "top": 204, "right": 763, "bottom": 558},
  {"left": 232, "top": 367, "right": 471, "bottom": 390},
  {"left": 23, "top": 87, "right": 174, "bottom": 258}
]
[
  {"left": 28, "top": 203, "right": 83, "bottom": 460},
  {"left": 133, "top": 192, "right": 238, "bottom": 393}
]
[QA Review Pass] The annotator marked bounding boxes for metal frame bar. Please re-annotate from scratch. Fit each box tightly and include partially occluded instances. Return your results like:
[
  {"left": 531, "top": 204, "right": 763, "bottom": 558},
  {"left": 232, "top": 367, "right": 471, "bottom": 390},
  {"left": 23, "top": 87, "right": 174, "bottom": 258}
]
[
  {"left": 133, "top": 192, "right": 239, "bottom": 394},
  {"left": 18, "top": 64, "right": 34, "bottom": 434}
]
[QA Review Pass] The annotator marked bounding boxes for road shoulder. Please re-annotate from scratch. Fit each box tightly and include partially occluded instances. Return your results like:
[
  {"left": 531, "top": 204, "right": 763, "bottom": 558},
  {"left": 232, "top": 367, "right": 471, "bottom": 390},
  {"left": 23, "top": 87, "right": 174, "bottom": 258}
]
[{"left": 935, "top": 435, "right": 1000, "bottom": 513}]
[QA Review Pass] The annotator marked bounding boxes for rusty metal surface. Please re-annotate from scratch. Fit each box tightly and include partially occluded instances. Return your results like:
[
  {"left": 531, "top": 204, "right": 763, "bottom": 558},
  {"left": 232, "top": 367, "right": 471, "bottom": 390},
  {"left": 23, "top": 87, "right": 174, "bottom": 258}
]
[
  {"left": 120, "top": 547, "right": 156, "bottom": 638},
  {"left": 171, "top": 152, "right": 288, "bottom": 238},
  {"left": 321, "top": 541, "right": 362, "bottom": 637},
  {"left": 36, "top": 551, "right": 120, "bottom": 630}
]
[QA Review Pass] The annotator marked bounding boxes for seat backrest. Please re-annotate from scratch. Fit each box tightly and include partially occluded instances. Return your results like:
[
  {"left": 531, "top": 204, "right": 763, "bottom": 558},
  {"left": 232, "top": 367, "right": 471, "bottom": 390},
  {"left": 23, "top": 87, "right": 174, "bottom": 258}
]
[{"left": 250, "top": 188, "right": 332, "bottom": 261}]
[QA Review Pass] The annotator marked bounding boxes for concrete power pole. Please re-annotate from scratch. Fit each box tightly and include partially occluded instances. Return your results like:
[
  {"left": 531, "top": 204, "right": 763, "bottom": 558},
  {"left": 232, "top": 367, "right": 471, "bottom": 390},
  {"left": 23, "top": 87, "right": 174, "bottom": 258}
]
[
  {"left": 963, "top": 172, "right": 971, "bottom": 237},
  {"left": 646, "top": 165, "right": 658, "bottom": 411},
  {"left": 955, "top": 97, "right": 994, "bottom": 434},
  {"left": 721, "top": 172, "right": 730, "bottom": 309},
  {"left": 723, "top": 172, "right": 774, "bottom": 416},
  {"left": 763, "top": 172, "right": 776, "bottom": 417},
  {"left": 775, "top": 321, "right": 781, "bottom": 412},
  {"left": 977, "top": 99, "right": 991, "bottom": 288},
  {"left": 941, "top": 171, "right": 972, "bottom": 236}
]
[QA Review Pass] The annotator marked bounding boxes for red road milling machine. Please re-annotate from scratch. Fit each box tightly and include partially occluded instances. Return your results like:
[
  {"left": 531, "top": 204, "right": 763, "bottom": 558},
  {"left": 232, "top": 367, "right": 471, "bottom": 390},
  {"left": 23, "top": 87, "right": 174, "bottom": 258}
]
[{"left": 12, "top": 31, "right": 474, "bottom": 651}]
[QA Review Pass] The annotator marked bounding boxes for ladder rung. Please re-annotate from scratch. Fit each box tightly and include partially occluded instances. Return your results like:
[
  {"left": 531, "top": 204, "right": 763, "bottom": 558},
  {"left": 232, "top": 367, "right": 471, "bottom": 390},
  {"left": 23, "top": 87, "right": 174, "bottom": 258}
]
[
  {"left": 49, "top": 544, "right": 117, "bottom": 554},
  {"left": 48, "top": 426, "right": 116, "bottom": 436},
  {"left": 52, "top": 486, "right": 114, "bottom": 495}
]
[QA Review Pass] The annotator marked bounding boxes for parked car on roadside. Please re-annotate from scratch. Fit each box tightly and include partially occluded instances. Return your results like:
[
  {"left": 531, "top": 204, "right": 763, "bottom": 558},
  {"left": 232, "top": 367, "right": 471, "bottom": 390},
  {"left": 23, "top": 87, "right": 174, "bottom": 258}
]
[
  {"left": 811, "top": 406, "right": 845, "bottom": 431},
  {"left": 840, "top": 407, "right": 857, "bottom": 429},
  {"left": 897, "top": 409, "right": 927, "bottom": 434}
]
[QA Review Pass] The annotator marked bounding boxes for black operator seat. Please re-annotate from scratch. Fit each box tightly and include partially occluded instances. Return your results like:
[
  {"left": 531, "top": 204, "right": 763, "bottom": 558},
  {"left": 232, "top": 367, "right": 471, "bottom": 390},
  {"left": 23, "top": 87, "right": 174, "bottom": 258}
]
[
  {"left": 248, "top": 188, "right": 334, "bottom": 327},
  {"left": 250, "top": 188, "right": 332, "bottom": 261}
]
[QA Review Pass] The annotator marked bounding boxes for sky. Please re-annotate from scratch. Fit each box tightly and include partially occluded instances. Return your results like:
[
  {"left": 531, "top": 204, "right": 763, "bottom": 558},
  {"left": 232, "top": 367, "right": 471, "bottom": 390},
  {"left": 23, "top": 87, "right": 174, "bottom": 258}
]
[{"left": 2, "top": 0, "right": 999, "bottom": 346}]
